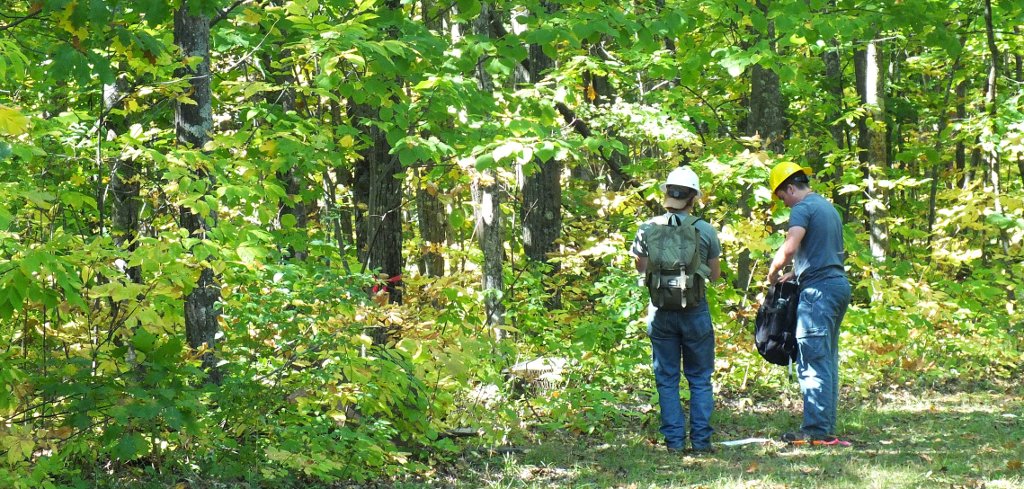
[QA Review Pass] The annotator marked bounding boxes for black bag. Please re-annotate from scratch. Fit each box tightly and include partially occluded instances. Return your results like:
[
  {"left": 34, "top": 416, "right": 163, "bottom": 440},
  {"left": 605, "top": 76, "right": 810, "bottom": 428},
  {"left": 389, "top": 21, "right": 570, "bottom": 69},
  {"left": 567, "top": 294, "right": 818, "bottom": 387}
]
[{"left": 754, "top": 281, "right": 800, "bottom": 366}]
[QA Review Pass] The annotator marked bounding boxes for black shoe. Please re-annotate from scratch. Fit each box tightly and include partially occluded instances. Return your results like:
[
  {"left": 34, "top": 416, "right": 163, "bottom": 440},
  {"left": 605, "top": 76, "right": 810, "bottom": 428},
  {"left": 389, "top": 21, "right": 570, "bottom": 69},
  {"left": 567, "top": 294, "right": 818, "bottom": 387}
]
[
  {"left": 688, "top": 445, "right": 717, "bottom": 454},
  {"left": 666, "top": 445, "right": 686, "bottom": 453}
]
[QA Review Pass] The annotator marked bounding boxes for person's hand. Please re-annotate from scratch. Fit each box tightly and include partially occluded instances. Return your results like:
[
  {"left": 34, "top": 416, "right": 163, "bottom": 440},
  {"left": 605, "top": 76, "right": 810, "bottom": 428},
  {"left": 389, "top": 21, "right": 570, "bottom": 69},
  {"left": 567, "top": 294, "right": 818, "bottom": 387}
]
[
  {"left": 768, "top": 269, "right": 795, "bottom": 285},
  {"left": 777, "top": 271, "right": 795, "bottom": 284}
]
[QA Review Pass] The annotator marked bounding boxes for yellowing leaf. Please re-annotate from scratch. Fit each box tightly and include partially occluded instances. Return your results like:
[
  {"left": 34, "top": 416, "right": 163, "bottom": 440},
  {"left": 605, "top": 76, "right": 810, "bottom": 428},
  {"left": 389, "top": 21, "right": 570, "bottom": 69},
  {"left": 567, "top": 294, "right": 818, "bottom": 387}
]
[
  {"left": 0, "top": 106, "right": 30, "bottom": 135},
  {"left": 56, "top": 2, "right": 89, "bottom": 39},
  {"left": 241, "top": 7, "right": 263, "bottom": 24},
  {"left": 260, "top": 140, "right": 278, "bottom": 156},
  {"left": 339, "top": 135, "right": 355, "bottom": 148}
]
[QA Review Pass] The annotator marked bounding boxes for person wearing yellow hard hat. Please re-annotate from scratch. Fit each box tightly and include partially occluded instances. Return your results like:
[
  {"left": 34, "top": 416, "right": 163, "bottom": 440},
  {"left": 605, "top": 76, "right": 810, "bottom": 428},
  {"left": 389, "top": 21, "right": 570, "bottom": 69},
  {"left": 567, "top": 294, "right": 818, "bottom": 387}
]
[
  {"left": 630, "top": 166, "right": 721, "bottom": 454},
  {"left": 766, "top": 161, "right": 852, "bottom": 446}
]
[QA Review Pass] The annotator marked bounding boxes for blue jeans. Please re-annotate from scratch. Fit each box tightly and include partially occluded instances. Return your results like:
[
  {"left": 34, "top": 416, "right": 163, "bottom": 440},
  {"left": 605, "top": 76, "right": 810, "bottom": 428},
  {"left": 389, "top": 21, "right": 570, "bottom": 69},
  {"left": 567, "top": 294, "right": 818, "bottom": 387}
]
[
  {"left": 647, "top": 302, "right": 715, "bottom": 450},
  {"left": 795, "top": 277, "right": 851, "bottom": 436}
]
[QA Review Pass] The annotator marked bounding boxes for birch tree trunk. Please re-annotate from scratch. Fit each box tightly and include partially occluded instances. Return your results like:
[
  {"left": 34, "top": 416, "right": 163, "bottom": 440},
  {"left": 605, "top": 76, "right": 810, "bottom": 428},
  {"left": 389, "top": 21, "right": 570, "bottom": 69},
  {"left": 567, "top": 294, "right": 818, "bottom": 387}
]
[
  {"left": 855, "top": 41, "right": 889, "bottom": 264},
  {"left": 982, "top": 0, "right": 1002, "bottom": 217}
]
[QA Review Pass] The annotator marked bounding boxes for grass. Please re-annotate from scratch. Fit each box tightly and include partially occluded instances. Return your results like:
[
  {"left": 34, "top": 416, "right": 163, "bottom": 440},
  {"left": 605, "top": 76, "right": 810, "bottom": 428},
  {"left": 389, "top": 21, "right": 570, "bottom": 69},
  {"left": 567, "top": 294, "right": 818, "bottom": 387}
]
[{"left": 419, "top": 386, "right": 1024, "bottom": 488}]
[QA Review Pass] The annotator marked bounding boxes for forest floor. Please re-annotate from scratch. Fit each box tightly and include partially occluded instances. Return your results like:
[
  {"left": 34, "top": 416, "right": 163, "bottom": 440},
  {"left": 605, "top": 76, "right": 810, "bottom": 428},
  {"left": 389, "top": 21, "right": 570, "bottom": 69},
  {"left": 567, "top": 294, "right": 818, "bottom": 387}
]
[{"left": 411, "top": 384, "right": 1024, "bottom": 488}]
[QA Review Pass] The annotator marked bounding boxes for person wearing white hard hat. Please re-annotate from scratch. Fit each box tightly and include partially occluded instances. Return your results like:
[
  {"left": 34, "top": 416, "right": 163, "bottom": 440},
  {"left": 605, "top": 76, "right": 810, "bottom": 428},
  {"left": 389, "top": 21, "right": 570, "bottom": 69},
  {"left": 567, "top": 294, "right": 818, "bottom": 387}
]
[
  {"left": 766, "top": 161, "right": 851, "bottom": 446},
  {"left": 630, "top": 166, "right": 721, "bottom": 453}
]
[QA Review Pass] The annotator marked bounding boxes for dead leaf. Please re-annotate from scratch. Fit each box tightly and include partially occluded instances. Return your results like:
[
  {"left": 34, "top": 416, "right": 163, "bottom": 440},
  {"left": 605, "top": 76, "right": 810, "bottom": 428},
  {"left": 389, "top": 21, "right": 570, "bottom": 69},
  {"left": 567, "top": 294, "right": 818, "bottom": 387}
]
[
  {"left": 745, "top": 461, "right": 759, "bottom": 473},
  {"left": 1008, "top": 459, "right": 1023, "bottom": 471}
]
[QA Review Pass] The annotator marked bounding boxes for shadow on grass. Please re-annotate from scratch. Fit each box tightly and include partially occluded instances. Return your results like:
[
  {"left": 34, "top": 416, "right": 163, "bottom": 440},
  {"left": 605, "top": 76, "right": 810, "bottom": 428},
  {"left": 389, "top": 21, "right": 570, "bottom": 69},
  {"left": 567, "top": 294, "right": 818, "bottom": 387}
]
[{"left": 443, "top": 389, "right": 1024, "bottom": 489}]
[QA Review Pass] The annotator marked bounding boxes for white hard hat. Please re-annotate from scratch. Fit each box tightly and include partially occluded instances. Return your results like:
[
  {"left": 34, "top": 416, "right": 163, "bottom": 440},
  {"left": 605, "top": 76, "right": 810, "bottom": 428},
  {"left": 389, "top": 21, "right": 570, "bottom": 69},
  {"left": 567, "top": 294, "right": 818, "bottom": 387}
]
[{"left": 659, "top": 167, "right": 701, "bottom": 196}]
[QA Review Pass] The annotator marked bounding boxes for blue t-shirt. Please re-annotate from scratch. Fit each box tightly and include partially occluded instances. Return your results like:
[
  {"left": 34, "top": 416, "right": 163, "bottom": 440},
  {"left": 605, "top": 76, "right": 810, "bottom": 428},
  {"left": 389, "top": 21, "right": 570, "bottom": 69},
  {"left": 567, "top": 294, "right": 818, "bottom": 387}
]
[{"left": 787, "top": 193, "right": 846, "bottom": 284}]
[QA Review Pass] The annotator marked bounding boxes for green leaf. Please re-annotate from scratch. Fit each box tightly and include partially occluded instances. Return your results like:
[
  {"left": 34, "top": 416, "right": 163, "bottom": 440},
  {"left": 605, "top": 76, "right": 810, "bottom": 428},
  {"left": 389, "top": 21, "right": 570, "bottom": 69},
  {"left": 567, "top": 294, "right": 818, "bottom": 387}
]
[
  {"left": 131, "top": 329, "right": 158, "bottom": 353},
  {"left": 112, "top": 433, "right": 149, "bottom": 461},
  {"left": 0, "top": 106, "right": 29, "bottom": 135},
  {"left": 474, "top": 153, "right": 496, "bottom": 170},
  {"left": 237, "top": 245, "right": 264, "bottom": 265},
  {"left": 455, "top": 0, "right": 481, "bottom": 20}
]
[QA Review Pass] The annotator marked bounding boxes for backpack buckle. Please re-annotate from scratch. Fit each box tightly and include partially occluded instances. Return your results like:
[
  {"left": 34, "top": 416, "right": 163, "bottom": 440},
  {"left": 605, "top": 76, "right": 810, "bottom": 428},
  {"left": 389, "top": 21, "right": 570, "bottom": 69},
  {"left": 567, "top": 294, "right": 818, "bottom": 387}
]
[{"left": 662, "top": 270, "right": 688, "bottom": 289}]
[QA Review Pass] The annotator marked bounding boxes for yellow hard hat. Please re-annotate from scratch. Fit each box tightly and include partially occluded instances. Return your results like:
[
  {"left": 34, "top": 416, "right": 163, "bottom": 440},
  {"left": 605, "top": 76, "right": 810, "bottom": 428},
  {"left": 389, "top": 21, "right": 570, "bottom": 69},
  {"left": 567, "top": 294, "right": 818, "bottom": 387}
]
[{"left": 769, "top": 161, "right": 813, "bottom": 194}]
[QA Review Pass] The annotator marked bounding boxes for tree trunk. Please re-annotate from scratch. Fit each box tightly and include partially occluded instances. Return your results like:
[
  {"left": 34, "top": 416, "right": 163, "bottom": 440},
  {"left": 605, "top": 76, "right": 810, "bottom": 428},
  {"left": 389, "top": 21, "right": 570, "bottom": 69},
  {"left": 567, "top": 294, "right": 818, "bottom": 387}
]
[
  {"left": 521, "top": 0, "right": 562, "bottom": 307},
  {"left": 264, "top": 31, "right": 308, "bottom": 262},
  {"left": 822, "top": 45, "right": 848, "bottom": 213},
  {"left": 955, "top": 81, "right": 968, "bottom": 189},
  {"left": 106, "top": 76, "right": 142, "bottom": 284},
  {"left": 416, "top": 167, "right": 447, "bottom": 277},
  {"left": 982, "top": 0, "right": 1002, "bottom": 216},
  {"left": 473, "top": 3, "right": 505, "bottom": 334},
  {"left": 854, "top": 42, "right": 889, "bottom": 264},
  {"left": 415, "top": 1, "right": 448, "bottom": 279},
  {"left": 174, "top": 4, "right": 220, "bottom": 384},
  {"left": 105, "top": 74, "right": 143, "bottom": 371},
  {"left": 353, "top": 102, "right": 404, "bottom": 303},
  {"left": 736, "top": 0, "right": 785, "bottom": 291},
  {"left": 1016, "top": 26, "right": 1024, "bottom": 187},
  {"left": 350, "top": 0, "right": 405, "bottom": 306}
]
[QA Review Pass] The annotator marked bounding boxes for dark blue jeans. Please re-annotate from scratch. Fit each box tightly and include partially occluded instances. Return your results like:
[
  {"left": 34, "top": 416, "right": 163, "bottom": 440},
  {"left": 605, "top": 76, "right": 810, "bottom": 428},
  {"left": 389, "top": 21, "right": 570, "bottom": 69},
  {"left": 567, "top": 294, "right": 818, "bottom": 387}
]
[
  {"left": 647, "top": 302, "right": 715, "bottom": 450},
  {"left": 796, "top": 277, "right": 851, "bottom": 436}
]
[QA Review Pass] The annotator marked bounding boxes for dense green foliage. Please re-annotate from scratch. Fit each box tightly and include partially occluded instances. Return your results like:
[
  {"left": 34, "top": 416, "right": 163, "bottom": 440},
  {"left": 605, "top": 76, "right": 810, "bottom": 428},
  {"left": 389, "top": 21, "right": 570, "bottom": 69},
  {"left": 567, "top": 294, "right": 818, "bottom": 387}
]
[{"left": 0, "top": 0, "right": 1022, "bottom": 486}]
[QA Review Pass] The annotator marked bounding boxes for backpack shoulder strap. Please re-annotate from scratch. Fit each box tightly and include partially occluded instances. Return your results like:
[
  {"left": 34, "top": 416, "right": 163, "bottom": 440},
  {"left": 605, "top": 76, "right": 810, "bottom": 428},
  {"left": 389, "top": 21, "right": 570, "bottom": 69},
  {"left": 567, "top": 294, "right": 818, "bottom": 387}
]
[{"left": 684, "top": 216, "right": 711, "bottom": 279}]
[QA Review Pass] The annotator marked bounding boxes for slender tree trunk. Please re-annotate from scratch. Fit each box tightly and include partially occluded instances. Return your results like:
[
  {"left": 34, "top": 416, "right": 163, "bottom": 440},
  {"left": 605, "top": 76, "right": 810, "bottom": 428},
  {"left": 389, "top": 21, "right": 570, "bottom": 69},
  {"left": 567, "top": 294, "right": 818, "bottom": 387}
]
[
  {"left": 106, "top": 76, "right": 142, "bottom": 284},
  {"left": 927, "top": 52, "right": 965, "bottom": 259},
  {"left": 263, "top": 20, "right": 308, "bottom": 262},
  {"left": 105, "top": 74, "right": 142, "bottom": 371},
  {"left": 328, "top": 100, "right": 356, "bottom": 261},
  {"left": 982, "top": 0, "right": 1008, "bottom": 255},
  {"left": 473, "top": 3, "right": 505, "bottom": 334},
  {"left": 174, "top": 4, "right": 220, "bottom": 384},
  {"left": 521, "top": 0, "right": 562, "bottom": 307},
  {"left": 416, "top": 168, "right": 447, "bottom": 277},
  {"left": 736, "top": 0, "right": 785, "bottom": 291},
  {"left": 955, "top": 81, "right": 968, "bottom": 189},
  {"left": 415, "top": 1, "right": 448, "bottom": 279},
  {"left": 1016, "top": 27, "right": 1024, "bottom": 187},
  {"left": 982, "top": 0, "right": 1003, "bottom": 217},
  {"left": 854, "top": 41, "right": 889, "bottom": 264},
  {"left": 822, "top": 45, "right": 848, "bottom": 213}
]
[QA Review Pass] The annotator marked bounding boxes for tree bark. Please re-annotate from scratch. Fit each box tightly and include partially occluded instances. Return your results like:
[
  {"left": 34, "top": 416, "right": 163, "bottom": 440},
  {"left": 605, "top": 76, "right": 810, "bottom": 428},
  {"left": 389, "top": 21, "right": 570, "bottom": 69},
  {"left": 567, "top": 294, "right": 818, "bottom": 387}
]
[
  {"left": 854, "top": 42, "right": 889, "bottom": 264},
  {"left": 955, "top": 81, "right": 968, "bottom": 189},
  {"left": 416, "top": 168, "right": 447, "bottom": 277},
  {"left": 105, "top": 76, "right": 142, "bottom": 284},
  {"left": 736, "top": 0, "right": 786, "bottom": 291},
  {"left": 174, "top": 4, "right": 221, "bottom": 384},
  {"left": 982, "top": 0, "right": 1002, "bottom": 217},
  {"left": 352, "top": 0, "right": 405, "bottom": 306},
  {"left": 822, "top": 45, "right": 848, "bottom": 213},
  {"left": 521, "top": 0, "right": 562, "bottom": 307},
  {"left": 1016, "top": 27, "right": 1024, "bottom": 188},
  {"left": 473, "top": 2, "right": 505, "bottom": 334},
  {"left": 262, "top": 17, "right": 308, "bottom": 262},
  {"left": 416, "top": 0, "right": 448, "bottom": 278}
]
